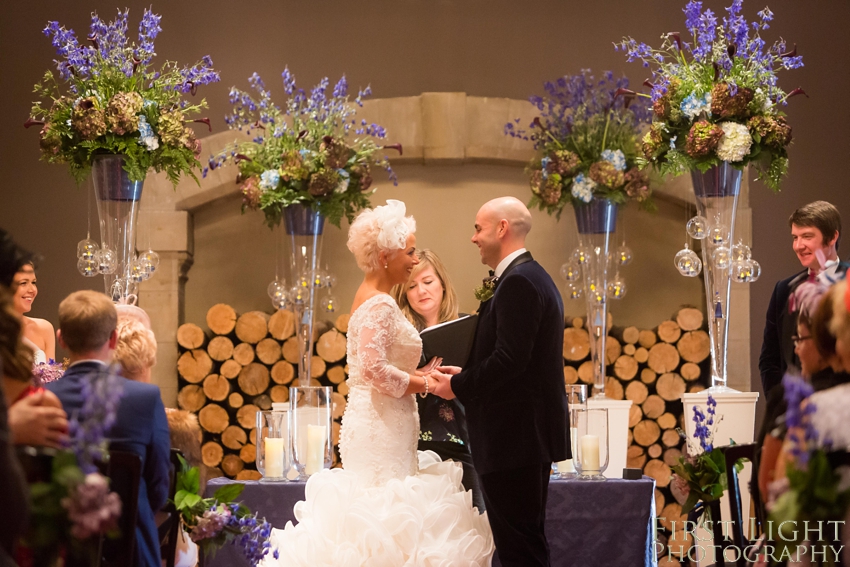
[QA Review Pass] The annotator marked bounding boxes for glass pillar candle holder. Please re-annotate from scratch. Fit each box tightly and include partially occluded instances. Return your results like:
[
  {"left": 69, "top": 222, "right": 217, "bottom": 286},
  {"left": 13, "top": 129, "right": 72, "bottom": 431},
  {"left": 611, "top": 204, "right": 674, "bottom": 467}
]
[
  {"left": 290, "top": 386, "right": 332, "bottom": 480},
  {"left": 556, "top": 384, "right": 587, "bottom": 479},
  {"left": 256, "top": 408, "right": 290, "bottom": 482},
  {"left": 573, "top": 407, "right": 609, "bottom": 481}
]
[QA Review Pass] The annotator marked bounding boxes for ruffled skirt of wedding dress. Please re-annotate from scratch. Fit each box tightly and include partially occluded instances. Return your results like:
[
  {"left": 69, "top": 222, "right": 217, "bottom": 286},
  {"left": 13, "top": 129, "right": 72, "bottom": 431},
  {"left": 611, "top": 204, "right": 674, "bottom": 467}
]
[{"left": 262, "top": 451, "right": 494, "bottom": 567}]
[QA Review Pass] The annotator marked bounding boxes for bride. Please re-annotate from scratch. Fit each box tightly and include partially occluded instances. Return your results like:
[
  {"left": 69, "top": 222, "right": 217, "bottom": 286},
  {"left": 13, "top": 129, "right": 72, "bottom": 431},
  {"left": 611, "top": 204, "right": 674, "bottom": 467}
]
[
  {"left": 11, "top": 262, "right": 55, "bottom": 364},
  {"left": 265, "top": 200, "right": 494, "bottom": 566}
]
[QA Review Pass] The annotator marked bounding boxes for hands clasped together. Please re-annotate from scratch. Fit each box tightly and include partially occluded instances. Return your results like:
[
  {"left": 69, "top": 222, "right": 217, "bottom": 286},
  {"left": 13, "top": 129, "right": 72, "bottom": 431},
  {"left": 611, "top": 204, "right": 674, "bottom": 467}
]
[{"left": 416, "top": 357, "right": 461, "bottom": 400}]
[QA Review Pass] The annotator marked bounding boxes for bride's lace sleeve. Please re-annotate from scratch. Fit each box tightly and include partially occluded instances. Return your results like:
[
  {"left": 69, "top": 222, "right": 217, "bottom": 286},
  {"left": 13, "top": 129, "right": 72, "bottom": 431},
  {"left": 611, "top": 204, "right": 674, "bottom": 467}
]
[{"left": 356, "top": 299, "right": 410, "bottom": 398}]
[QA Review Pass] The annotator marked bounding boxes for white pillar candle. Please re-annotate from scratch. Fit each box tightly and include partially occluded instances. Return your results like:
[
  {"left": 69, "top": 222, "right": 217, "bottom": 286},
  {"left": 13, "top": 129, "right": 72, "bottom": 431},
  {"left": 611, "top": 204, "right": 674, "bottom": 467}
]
[
  {"left": 556, "top": 427, "right": 579, "bottom": 473},
  {"left": 305, "top": 424, "right": 327, "bottom": 475},
  {"left": 581, "top": 434, "right": 600, "bottom": 473},
  {"left": 264, "top": 437, "right": 285, "bottom": 478}
]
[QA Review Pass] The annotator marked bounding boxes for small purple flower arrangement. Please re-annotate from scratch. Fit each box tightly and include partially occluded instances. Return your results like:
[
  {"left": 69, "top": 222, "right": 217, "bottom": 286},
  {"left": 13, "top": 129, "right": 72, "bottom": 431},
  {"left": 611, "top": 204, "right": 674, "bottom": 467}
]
[
  {"left": 173, "top": 455, "right": 277, "bottom": 565},
  {"left": 506, "top": 70, "right": 654, "bottom": 218},
  {"left": 32, "top": 358, "right": 66, "bottom": 387},
  {"left": 670, "top": 394, "right": 742, "bottom": 518},
  {"left": 769, "top": 375, "right": 850, "bottom": 561},
  {"left": 205, "top": 69, "right": 401, "bottom": 228},
  {"left": 26, "top": 8, "right": 219, "bottom": 185},
  {"left": 22, "top": 366, "right": 125, "bottom": 566},
  {"left": 617, "top": 0, "right": 805, "bottom": 191}
]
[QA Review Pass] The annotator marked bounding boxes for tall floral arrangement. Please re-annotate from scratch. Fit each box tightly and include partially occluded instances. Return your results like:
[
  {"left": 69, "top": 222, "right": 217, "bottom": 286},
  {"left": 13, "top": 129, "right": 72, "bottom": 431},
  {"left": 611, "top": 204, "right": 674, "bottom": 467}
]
[
  {"left": 172, "top": 456, "right": 276, "bottom": 565},
  {"left": 26, "top": 8, "right": 219, "bottom": 184},
  {"left": 206, "top": 69, "right": 400, "bottom": 228},
  {"left": 670, "top": 395, "right": 743, "bottom": 518},
  {"left": 506, "top": 70, "right": 654, "bottom": 218},
  {"left": 20, "top": 366, "right": 125, "bottom": 566},
  {"left": 617, "top": 0, "right": 804, "bottom": 191}
]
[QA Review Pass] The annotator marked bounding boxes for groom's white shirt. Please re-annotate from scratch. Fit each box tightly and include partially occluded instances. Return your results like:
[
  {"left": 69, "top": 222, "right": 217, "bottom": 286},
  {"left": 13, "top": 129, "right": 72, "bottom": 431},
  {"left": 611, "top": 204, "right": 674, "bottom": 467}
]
[{"left": 494, "top": 248, "right": 527, "bottom": 278}]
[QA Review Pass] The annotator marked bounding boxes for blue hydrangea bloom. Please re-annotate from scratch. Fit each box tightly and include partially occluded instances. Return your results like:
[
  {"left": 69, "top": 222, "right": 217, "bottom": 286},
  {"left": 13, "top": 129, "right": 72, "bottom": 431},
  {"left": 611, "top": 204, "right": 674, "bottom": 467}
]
[
  {"left": 600, "top": 149, "right": 626, "bottom": 171},
  {"left": 571, "top": 173, "right": 596, "bottom": 203},
  {"left": 259, "top": 169, "right": 281, "bottom": 191}
]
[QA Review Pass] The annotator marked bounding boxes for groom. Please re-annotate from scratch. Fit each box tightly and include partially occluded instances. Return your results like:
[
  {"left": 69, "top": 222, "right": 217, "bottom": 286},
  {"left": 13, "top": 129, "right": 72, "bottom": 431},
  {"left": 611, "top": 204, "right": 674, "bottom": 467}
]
[{"left": 433, "top": 197, "right": 569, "bottom": 566}]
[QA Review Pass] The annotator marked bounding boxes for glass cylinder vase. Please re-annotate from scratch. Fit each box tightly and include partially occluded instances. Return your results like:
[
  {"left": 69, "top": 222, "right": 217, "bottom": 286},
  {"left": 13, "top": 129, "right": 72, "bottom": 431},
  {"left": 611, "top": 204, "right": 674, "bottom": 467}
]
[
  {"left": 289, "top": 386, "right": 332, "bottom": 479},
  {"left": 574, "top": 198, "right": 618, "bottom": 398},
  {"left": 283, "top": 204, "right": 325, "bottom": 387},
  {"left": 573, "top": 406, "right": 609, "bottom": 481},
  {"left": 92, "top": 154, "right": 144, "bottom": 302},
  {"left": 555, "top": 384, "right": 587, "bottom": 478},
  {"left": 690, "top": 162, "right": 742, "bottom": 392},
  {"left": 256, "top": 407, "right": 290, "bottom": 482}
]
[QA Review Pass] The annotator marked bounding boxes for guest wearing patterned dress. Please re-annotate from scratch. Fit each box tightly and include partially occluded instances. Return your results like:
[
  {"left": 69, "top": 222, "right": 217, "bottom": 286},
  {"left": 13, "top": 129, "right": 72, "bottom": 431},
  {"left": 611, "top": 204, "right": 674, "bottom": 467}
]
[{"left": 393, "top": 248, "right": 484, "bottom": 511}]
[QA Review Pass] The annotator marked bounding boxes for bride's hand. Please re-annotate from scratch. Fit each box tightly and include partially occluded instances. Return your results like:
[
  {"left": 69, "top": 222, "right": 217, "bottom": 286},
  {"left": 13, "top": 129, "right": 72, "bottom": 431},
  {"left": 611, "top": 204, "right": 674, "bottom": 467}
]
[
  {"left": 429, "top": 371, "right": 456, "bottom": 400},
  {"left": 415, "top": 357, "right": 442, "bottom": 376}
]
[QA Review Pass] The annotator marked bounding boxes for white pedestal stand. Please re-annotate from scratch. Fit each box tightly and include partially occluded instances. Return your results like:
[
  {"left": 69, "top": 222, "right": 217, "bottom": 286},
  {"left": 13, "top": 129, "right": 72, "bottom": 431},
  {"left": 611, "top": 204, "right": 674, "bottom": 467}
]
[
  {"left": 588, "top": 398, "right": 633, "bottom": 479},
  {"left": 681, "top": 391, "right": 759, "bottom": 565}
]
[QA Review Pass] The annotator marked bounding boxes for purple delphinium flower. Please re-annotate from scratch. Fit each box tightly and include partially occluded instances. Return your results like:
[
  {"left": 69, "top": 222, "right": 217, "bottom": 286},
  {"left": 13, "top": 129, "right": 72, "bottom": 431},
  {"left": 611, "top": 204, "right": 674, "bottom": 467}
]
[
  {"left": 32, "top": 359, "right": 65, "bottom": 386},
  {"left": 136, "top": 8, "right": 162, "bottom": 65},
  {"left": 61, "top": 472, "right": 122, "bottom": 540},
  {"left": 172, "top": 55, "right": 220, "bottom": 94},
  {"left": 782, "top": 374, "right": 819, "bottom": 466},
  {"left": 66, "top": 365, "right": 125, "bottom": 473}
]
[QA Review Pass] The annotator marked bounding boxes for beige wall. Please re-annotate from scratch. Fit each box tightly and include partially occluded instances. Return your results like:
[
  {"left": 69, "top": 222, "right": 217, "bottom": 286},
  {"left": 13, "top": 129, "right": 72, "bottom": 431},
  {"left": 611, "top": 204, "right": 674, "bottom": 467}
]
[{"left": 185, "top": 163, "right": 705, "bottom": 332}]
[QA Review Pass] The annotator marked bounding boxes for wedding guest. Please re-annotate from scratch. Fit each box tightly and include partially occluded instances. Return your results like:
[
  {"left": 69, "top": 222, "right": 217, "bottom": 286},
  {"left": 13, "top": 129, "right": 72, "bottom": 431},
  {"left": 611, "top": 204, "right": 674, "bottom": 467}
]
[
  {"left": 830, "top": 279, "right": 850, "bottom": 372},
  {"left": 393, "top": 249, "right": 484, "bottom": 511},
  {"left": 11, "top": 262, "right": 55, "bottom": 363},
  {"left": 114, "top": 313, "right": 157, "bottom": 383},
  {"left": 760, "top": 201, "right": 844, "bottom": 400},
  {"left": 46, "top": 290, "right": 170, "bottom": 567}
]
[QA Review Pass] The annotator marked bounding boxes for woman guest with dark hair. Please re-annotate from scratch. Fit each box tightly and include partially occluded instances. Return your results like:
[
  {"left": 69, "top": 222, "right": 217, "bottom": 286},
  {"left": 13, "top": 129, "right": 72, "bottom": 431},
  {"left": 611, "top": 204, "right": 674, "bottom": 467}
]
[
  {"left": 393, "top": 249, "right": 485, "bottom": 511},
  {"left": 10, "top": 262, "right": 55, "bottom": 363}
]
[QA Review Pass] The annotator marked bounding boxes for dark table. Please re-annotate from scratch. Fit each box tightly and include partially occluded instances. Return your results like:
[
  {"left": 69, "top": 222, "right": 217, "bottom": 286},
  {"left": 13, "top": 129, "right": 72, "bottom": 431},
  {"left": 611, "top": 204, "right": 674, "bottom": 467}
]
[{"left": 203, "top": 475, "right": 656, "bottom": 566}]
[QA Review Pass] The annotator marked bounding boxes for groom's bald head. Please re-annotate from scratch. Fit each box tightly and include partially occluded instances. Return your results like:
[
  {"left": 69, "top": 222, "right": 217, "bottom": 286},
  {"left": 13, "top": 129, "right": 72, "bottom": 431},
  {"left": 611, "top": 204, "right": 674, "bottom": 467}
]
[{"left": 472, "top": 197, "right": 532, "bottom": 268}]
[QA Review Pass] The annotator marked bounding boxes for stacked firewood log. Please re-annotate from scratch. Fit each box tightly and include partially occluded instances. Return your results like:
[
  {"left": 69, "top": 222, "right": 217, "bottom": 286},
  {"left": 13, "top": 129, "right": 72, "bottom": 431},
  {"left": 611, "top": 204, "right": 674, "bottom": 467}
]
[
  {"left": 176, "top": 304, "right": 349, "bottom": 481},
  {"left": 177, "top": 303, "right": 708, "bottom": 561}
]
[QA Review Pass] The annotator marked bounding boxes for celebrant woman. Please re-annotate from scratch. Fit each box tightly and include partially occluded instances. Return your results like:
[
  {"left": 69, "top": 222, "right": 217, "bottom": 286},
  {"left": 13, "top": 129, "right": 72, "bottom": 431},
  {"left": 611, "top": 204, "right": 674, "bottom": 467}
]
[
  {"left": 11, "top": 262, "right": 55, "bottom": 363},
  {"left": 393, "top": 248, "right": 485, "bottom": 511},
  {"left": 264, "top": 200, "right": 493, "bottom": 566}
]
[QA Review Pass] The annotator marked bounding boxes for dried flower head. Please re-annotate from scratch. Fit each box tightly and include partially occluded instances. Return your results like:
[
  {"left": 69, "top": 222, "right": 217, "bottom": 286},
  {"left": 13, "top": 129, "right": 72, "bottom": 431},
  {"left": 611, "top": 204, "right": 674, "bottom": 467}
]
[
  {"left": 589, "top": 160, "right": 625, "bottom": 188},
  {"left": 686, "top": 120, "right": 724, "bottom": 158},
  {"left": 106, "top": 91, "right": 143, "bottom": 135},
  {"left": 71, "top": 97, "right": 107, "bottom": 141},
  {"left": 710, "top": 83, "right": 754, "bottom": 121}
]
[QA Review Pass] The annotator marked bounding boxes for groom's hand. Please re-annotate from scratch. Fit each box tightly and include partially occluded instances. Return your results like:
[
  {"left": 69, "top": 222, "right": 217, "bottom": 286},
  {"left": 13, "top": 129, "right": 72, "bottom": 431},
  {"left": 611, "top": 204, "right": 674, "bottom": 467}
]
[
  {"left": 430, "top": 371, "right": 456, "bottom": 400},
  {"left": 436, "top": 365, "right": 462, "bottom": 376}
]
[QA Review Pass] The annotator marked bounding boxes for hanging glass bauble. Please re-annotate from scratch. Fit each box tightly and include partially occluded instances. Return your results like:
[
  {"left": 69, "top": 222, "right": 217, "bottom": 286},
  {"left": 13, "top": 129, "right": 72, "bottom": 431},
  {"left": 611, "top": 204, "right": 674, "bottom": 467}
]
[
  {"left": 607, "top": 278, "right": 627, "bottom": 299},
  {"left": 573, "top": 246, "right": 591, "bottom": 265},
  {"left": 289, "top": 285, "right": 308, "bottom": 306},
  {"left": 267, "top": 280, "right": 285, "bottom": 299},
  {"left": 139, "top": 249, "right": 160, "bottom": 273},
  {"left": 312, "top": 269, "right": 327, "bottom": 288},
  {"left": 95, "top": 247, "right": 117, "bottom": 275},
  {"left": 77, "top": 238, "right": 99, "bottom": 260},
  {"left": 732, "top": 260, "right": 751, "bottom": 283},
  {"left": 77, "top": 257, "right": 98, "bottom": 277},
  {"left": 560, "top": 261, "right": 581, "bottom": 282},
  {"left": 590, "top": 288, "right": 606, "bottom": 305},
  {"left": 674, "top": 245, "right": 702, "bottom": 277},
  {"left": 323, "top": 272, "right": 338, "bottom": 289},
  {"left": 749, "top": 259, "right": 761, "bottom": 282},
  {"left": 296, "top": 275, "right": 310, "bottom": 289},
  {"left": 615, "top": 245, "right": 633, "bottom": 266},
  {"left": 708, "top": 225, "right": 729, "bottom": 246},
  {"left": 271, "top": 294, "right": 286, "bottom": 310},
  {"left": 712, "top": 246, "right": 731, "bottom": 269},
  {"left": 320, "top": 294, "right": 338, "bottom": 313},
  {"left": 731, "top": 242, "right": 751, "bottom": 262},
  {"left": 137, "top": 256, "right": 154, "bottom": 277},
  {"left": 686, "top": 216, "right": 709, "bottom": 240},
  {"left": 566, "top": 282, "right": 582, "bottom": 299},
  {"left": 129, "top": 258, "right": 148, "bottom": 282}
]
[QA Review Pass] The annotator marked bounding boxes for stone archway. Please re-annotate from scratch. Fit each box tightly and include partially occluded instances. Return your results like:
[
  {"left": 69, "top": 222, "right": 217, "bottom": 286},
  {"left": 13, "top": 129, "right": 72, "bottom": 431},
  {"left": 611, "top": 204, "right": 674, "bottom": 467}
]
[{"left": 137, "top": 92, "right": 751, "bottom": 405}]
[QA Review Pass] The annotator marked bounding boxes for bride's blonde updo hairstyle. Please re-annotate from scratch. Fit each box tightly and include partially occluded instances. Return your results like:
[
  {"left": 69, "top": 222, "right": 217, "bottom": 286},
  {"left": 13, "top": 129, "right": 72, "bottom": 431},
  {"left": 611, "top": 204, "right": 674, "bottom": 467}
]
[{"left": 347, "top": 200, "right": 416, "bottom": 273}]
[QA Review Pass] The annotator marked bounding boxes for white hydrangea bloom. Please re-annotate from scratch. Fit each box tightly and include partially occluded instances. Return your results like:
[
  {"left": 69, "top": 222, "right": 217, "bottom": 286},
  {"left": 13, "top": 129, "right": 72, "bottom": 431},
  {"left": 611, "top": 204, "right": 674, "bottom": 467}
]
[{"left": 716, "top": 122, "right": 752, "bottom": 162}]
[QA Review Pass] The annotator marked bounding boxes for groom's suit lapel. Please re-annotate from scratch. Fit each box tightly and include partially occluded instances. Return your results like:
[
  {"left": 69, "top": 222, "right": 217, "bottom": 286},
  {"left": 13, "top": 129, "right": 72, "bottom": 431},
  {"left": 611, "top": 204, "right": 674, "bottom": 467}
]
[{"left": 477, "top": 251, "right": 534, "bottom": 314}]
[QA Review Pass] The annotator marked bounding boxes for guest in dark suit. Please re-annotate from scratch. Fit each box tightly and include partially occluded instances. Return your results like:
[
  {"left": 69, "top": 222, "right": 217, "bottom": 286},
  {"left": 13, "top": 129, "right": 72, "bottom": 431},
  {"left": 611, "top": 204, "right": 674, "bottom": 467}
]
[
  {"left": 46, "top": 290, "right": 170, "bottom": 567},
  {"left": 432, "top": 197, "right": 569, "bottom": 567},
  {"left": 759, "top": 201, "right": 844, "bottom": 400}
]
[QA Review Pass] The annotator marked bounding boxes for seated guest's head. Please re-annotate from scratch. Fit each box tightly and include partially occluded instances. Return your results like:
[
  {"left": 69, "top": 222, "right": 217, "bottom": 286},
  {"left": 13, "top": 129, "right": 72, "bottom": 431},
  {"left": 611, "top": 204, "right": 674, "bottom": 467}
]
[
  {"left": 788, "top": 201, "right": 841, "bottom": 273},
  {"left": 114, "top": 317, "right": 156, "bottom": 382},
  {"left": 393, "top": 249, "right": 458, "bottom": 331},
  {"left": 57, "top": 290, "right": 117, "bottom": 362},
  {"left": 115, "top": 304, "right": 152, "bottom": 330},
  {"left": 830, "top": 279, "right": 850, "bottom": 372},
  {"left": 811, "top": 283, "right": 844, "bottom": 372}
]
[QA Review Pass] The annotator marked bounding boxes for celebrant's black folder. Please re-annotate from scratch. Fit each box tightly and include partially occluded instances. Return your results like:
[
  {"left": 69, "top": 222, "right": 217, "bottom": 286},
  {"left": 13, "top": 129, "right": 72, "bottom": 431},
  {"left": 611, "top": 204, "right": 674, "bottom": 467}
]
[{"left": 419, "top": 314, "right": 479, "bottom": 368}]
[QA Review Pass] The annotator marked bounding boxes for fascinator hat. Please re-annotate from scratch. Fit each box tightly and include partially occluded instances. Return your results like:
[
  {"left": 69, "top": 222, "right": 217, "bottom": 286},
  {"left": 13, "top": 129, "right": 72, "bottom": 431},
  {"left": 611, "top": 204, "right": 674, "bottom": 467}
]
[{"left": 347, "top": 200, "right": 416, "bottom": 272}]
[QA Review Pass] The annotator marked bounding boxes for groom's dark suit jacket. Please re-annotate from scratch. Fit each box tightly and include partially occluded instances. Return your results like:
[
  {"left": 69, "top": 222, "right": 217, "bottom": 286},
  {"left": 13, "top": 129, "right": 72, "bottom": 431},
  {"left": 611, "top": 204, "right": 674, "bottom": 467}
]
[
  {"left": 47, "top": 361, "right": 171, "bottom": 567},
  {"left": 452, "top": 252, "right": 570, "bottom": 475}
]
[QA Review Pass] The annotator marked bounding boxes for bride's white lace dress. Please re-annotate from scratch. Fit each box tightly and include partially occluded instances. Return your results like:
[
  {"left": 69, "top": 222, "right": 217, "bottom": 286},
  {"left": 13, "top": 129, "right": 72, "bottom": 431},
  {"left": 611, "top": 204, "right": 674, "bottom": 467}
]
[{"left": 264, "top": 294, "right": 494, "bottom": 567}]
